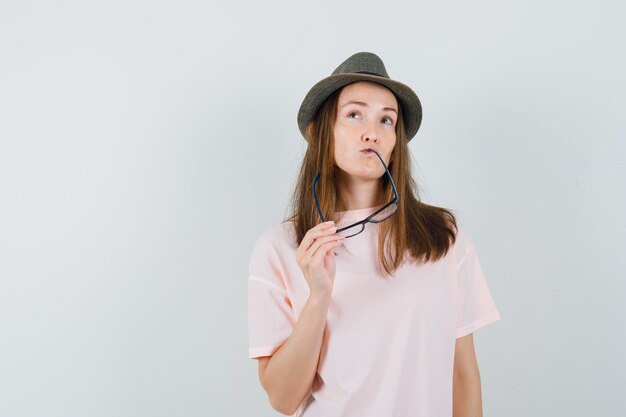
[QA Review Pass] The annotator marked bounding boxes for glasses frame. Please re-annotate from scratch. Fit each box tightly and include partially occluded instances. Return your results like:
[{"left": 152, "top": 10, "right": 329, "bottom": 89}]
[{"left": 313, "top": 148, "right": 399, "bottom": 238}]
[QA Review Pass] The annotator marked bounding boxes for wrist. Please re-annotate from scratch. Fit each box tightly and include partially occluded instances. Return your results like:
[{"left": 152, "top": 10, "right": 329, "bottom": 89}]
[{"left": 308, "top": 290, "right": 332, "bottom": 305}]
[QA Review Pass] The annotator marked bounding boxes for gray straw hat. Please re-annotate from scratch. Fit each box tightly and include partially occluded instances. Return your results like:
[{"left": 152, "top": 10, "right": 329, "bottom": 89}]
[{"left": 297, "top": 51, "right": 423, "bottom": 142}]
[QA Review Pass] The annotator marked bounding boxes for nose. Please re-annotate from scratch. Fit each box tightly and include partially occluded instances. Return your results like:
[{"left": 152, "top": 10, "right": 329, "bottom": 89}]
[
  {"left": 361, "top": 120, "right": 380, "bottom": 143},
  {"left": 362, "top": 135, "right": 377, "bottom": 143}
]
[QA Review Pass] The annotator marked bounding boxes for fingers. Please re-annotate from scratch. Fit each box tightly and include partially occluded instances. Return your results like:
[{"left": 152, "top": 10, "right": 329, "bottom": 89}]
[
  {"left": 307, "top": 233, "right": 345, "bottom": 260},
  {"left": 297, "top": 221, "right": 344, "bottom": 264},
  {"left": 311, "top": 237, "right": 344, "bottom": 263},
  {"left": 301, "top": 221, "right": 337, "bottom": 252}
]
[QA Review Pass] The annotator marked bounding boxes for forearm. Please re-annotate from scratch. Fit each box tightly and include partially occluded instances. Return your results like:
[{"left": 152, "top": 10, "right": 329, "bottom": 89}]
[
  {"left": 262, "top": 292, "right": 331, "bottom": 415},
  {"left": 452, "top": 370, "right": 483, "bottom": 417}
]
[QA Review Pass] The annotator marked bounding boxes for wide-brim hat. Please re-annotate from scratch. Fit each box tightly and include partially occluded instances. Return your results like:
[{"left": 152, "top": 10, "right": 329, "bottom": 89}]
[{"left": 297, "top": 51, "right": 423, "bottom": 142}]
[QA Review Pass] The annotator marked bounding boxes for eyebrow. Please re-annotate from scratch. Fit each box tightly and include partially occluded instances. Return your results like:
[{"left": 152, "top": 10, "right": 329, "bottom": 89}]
[{"left": 340, "top": 100, "right": 398, "bottom": 114}]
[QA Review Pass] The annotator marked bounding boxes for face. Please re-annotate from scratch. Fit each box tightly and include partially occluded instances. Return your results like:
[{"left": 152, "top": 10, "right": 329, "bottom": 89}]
[{"left": 333, "top": 81, "right": 398, "bottom": 181}]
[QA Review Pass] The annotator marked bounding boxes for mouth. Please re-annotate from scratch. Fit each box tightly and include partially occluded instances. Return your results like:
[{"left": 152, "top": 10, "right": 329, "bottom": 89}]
[{"left": 361, "top": 149, "right": 379, "bottom": 159}]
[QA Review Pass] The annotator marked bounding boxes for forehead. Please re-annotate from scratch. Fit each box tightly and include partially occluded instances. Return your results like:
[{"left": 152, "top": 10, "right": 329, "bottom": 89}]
[{"left": 337, "top": 81, "right": 398, "bottom": 108}]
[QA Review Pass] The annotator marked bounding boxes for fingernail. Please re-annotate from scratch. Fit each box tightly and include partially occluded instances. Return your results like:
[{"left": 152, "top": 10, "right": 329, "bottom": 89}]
[{"left": 326, "top": 221, "right": 335, "bottom": 225}]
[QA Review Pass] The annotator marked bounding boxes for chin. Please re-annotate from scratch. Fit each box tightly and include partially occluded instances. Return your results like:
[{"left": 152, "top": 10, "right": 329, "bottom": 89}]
[
  {"left": 336, "top": 163, "right": 383, "bottom": 180},
  {"left": 347, "top": 171, "right": 382, "bottom": 182}
]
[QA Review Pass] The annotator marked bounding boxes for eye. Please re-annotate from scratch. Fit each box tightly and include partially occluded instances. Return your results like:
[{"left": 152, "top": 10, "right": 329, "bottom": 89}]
[
  {"left": 382, "top": 116, "right": 394, "bottom": 125},
  {"left": 347, "top": 111, "right": 362, "bottom": 119}
]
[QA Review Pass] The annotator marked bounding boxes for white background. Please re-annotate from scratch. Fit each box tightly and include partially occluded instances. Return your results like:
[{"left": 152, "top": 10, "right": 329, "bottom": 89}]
[{"left": 1, "top": 1, "right": 624, "bottom": 416}]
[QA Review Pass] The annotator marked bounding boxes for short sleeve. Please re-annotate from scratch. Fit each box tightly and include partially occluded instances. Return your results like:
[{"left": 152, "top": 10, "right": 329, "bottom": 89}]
[
  {"left": 247, "top": 232, "right": 296, "bottom": 359},
  {"left": 455, "top": 244, "right": 501, "bottom": 338}
]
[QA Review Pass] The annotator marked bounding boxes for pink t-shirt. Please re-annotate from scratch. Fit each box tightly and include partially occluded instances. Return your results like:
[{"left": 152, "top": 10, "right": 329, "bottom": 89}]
[{"left": 248, "top": 205, "right": 501, "bottom": 417}]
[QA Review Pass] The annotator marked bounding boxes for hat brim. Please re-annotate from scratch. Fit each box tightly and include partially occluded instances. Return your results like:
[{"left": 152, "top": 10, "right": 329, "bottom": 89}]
[{"left": 297, "top": 73, "right": 422, "bottom": 142}]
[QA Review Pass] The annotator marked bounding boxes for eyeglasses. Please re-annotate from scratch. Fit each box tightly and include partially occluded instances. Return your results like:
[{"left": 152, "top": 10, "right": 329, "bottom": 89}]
[{"left": 313, "top": 148, "right": 399, "bottom": 238}]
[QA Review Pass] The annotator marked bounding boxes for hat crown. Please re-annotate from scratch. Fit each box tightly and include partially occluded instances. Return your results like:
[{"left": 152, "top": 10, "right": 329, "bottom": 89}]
[{"left": 331, "top": 52, "right": 389, "bottom": 78}]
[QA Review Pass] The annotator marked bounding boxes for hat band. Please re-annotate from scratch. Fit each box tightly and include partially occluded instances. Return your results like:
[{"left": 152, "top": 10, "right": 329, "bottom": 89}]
[{"left": 354, "top": 70, "right": 386, "bottom": 77}]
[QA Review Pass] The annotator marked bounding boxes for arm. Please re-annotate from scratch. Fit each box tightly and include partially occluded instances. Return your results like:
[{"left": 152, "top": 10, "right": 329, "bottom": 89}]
[
  {"left": 257, "top": 292, "right": 331, "bottom": 415},
  {"left": 452, "top": 333, "right": 483, "bottom": 417}
]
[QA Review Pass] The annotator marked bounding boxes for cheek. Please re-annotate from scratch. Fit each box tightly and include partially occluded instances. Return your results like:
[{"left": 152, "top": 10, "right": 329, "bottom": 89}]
[
  {"left": 333, "top": 141, "right": 350, "bottom": 162},
  {"left": 334, "top": 120, "right": 361, "bottom": 136},
  {"left": 382, "top": 138, "right": 396, "bottom": 163},
  {"left": 387, "top": 134, "right": 397, "bottom": 150},
  {"left": 333, "top": 126, "right": 350, "bottom": 154}
]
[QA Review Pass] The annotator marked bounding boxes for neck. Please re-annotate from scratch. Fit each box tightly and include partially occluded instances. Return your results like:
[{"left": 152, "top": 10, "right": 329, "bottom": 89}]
[{"left": 334, "top": 172, "right": 383, "bottom": 211}]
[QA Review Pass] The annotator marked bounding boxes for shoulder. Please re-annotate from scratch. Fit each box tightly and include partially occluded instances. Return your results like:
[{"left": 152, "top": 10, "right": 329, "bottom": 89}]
[
  {"left": 248, "top": 220, "right": 299, "bottom": 278},
  {"left": 449, "top": 224, "right": 478, "bottom": 267},
  {"left": 251, "top": 220, "right": 298, "bottom": 255}
]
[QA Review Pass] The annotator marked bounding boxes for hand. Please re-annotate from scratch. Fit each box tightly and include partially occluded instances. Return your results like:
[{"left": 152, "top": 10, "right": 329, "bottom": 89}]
[{"left": 295, "top": 221, "right": 345, "bottom": 297}]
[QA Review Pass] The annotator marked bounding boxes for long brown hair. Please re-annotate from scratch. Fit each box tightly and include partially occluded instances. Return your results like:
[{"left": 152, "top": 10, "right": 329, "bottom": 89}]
[{"left": 283, "top": 85, "right": 458, "bottom": 278}]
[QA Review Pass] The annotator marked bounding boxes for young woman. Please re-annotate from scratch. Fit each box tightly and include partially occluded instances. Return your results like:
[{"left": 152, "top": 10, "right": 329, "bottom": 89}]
[{"left": 248, "top": 52, "right": 501, "bottom": 417}]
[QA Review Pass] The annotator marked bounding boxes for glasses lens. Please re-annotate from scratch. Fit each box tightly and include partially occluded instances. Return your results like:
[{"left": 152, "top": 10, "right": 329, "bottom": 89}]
[
  {"left": 336, "top": 223, "right": 365, "bottom": 238},
  {"left": 370, "top": 203, "right": 398, "bottom": 222}
]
